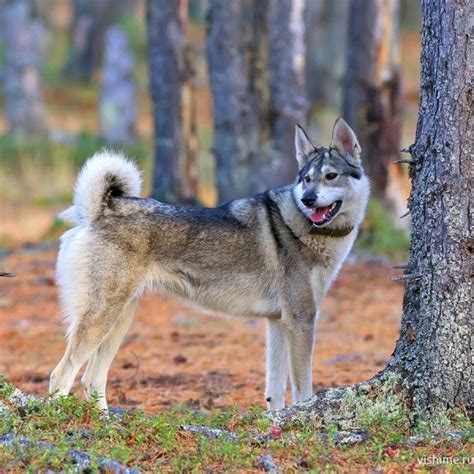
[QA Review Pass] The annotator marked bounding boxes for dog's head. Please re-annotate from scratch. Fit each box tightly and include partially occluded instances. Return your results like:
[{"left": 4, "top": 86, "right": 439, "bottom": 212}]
[{"left": 293, "top": 118, "right": 369, "bottom": 228}]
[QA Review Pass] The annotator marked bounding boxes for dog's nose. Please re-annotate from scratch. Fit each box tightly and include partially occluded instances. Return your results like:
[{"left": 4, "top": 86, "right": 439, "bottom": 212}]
[{"left": 301, "top": 195, "right": 316, "bottom": 207}]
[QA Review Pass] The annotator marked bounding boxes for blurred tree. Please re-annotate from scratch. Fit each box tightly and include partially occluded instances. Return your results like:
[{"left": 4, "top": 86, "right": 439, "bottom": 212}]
[
  {"left": 100, "top": 25, "right": 136, "bottom": 145},
  {"left": 63, "top": 0, "right": 114, "bottom": 82},
  {"left": 206, "top": 0, "right": 269, "bottom": 203},
  {"left": 0, "top": 0, "right": 47, "bottom": 135},
  {"left": 147, "top": 0, "right": 198, "bottom": 204},
  {"left": 305, "top": 0, "right": 349, "bottom": 113},
  {"left": 207, "top": 0, "right": 307, "bottom": 203},
  {"left": 342, "top": 0, "right": 403, "bottom": 201},
  {"left": 267, "top": 0, "right": 308, "bottom": 187}
]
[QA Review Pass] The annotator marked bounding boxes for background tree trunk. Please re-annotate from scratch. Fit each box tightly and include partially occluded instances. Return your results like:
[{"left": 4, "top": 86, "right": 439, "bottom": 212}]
[
  {"left": 147, "top": 0, "right": 198, "bottom": 204},
  {"left": 206, "top": 0, "right": 268, "bottom": 203},
  {"left": 0, "top": 0, "right": 46, "bottom": 135},
  {"left": 305, "top": 0, "right": 349, "bottom": 113},
  {"left": 343, "top": 0, "right": 403, "bottom": 201},
  {"left": 387, "top": 0, "right": 472, "bottom": 419},
  {"left": 267, "top": 0, "right": 308, "bottom": 187},
  {"left": 63, "top": 0, "right": 113, "bottom": 82},
  {"left": 100, "top": 25, "right": 136, "bottom": 145}
]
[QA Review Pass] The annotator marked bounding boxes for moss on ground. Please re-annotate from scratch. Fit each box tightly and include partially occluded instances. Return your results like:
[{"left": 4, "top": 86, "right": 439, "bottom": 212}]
[{"left": 1, "top": 377, "right": 471, "bottom": 472}]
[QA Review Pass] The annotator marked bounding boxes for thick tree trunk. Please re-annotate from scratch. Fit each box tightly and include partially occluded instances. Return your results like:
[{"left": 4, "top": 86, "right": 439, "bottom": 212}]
[
  {"left": 147, "top": 0, "right": 198, "bottom": 204},
  {"left": 206, "top": 0, "right": 268, "bottom": 203},
  {"left": 100, "top": 25, "right": 136, "bottom": 145},
  {"left": 275, "top": 0, "right": 473, "bottom": 428},
  {"left": 343, "top": 0, "right": 403, "bottom": 199},
  {"left": 267, "top": 0, "right": 308, "bottom": 187},
  {"left": 386, "top": 0, "right": 472, "bottom": 419},
  {"left": 0, "top": 0, "right": 46, "bottom": 135}
]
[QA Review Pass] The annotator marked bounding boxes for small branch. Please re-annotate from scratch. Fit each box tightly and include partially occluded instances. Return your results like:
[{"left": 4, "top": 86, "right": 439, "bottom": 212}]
[
  {"left": 0, "top": 272, "right": 16, "bottom": 278},
  {"left": 400, "top": 145, "right": 414, "bottom": 154},
  {"left": 391, "top": 273, "right": 422, "bottom": 282},
  {"left": 391, "top": 264, "right": 409, "bottom": 270},
  {"left": 393, "top": 159, "right": 416, "bottom": 165},
  {"left": 400, "top": 210, "right": 410, "bottom": 218}
]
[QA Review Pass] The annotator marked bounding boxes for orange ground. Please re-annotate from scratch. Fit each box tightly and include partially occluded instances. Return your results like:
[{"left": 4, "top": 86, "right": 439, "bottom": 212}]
[{"left": 0, "top": 249, "right": 403, "bottom": 413}]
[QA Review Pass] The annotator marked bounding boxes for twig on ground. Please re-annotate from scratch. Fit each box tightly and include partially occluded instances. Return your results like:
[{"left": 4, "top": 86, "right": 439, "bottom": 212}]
[
  {"left": 256, "top": 453, "right": 279, "bottom": 473},
  {"left": 0, "top": 434, "right": 140, "bottom": 474},
  {"left": 181, "top": 424, "right": 238, "bottom": 442}
]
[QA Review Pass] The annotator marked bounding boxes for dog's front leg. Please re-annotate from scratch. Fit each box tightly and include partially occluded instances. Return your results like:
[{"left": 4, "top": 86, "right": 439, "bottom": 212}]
[
  {"left": 285, "top": 317, "right": 315, "bottom": 405},
  {"left": 265, "top": 319, "right": 289, "bottom": 410}
]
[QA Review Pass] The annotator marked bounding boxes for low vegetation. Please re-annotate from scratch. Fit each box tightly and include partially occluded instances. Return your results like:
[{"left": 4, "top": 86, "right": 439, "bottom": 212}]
[{"left": 1, "top": 377, "right": 471, "bottom": 472}]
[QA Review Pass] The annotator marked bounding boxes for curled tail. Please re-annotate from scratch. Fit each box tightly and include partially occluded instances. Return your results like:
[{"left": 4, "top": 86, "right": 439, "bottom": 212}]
[{"left": 60, "top": 150, "right": 142, "bottom": 225}]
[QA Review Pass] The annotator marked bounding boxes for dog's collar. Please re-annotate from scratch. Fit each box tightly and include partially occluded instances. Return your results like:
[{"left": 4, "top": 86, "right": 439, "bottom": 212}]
[{"left": 308, "top": 225, "right": 354, "bottom": 237}]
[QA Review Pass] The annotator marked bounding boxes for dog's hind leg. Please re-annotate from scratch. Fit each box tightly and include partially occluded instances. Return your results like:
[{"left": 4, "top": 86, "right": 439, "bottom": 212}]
[
  {"left": 81, "top": 298, "right": 138, "bottom": 409},
  {"left": 49, "top": 290, "right": 134, "bottom": 401},
  {"left": 265, "top": 319, "right": 289, "bottom": 410}
]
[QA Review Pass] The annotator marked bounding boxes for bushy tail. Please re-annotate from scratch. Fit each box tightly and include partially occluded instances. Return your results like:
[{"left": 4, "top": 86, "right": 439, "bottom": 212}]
[{"left": 59, "top": 150, "right": 142, "bottom": 225}]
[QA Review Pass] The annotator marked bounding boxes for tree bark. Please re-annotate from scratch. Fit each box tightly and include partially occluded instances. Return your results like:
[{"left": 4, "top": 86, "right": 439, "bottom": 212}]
[
  {"left": 386, "top": 0, "right": 473, "bottom": 419},
  {"left": 206, "top": 0, "right": 269, "bottom": 203},
  {"left": 343, "top": 0, "right": 403, "bottom": 199},
  {"left": 267, "top": 0, "right": 308, "bottom": 187},
  {"left": 0, "top": 0, "right": 46, "bottom": 135},
  {"left": 147, "top": 0, "right": 198, "bottom": 204}
]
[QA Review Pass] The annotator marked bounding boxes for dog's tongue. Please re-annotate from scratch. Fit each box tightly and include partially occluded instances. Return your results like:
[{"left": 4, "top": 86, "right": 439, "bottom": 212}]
[{"left": 309, "top": 206, "right": 331, "bottom": 224}]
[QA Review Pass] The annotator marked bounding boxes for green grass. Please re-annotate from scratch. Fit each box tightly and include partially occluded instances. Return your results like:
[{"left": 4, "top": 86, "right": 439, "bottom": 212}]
[
  {"left": 357, "top": 198, "right": 410, "bottom": 259},
  {"left": 0, "top": 377, "right": 472, "bottom": 472},
  {"left": 0, "top": 132, "right": 151, "bottom": 206}
]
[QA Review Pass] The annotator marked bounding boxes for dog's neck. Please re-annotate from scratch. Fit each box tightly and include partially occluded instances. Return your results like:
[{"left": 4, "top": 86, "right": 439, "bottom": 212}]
[{"left": 308, "top": 225, "right": 354, "bottom": 238}]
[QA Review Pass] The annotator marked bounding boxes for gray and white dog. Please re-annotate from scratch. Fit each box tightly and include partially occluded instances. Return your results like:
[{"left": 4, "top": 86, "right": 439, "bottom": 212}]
[{"left": 49, "top": 118, "right": 369, "bottom": 410}]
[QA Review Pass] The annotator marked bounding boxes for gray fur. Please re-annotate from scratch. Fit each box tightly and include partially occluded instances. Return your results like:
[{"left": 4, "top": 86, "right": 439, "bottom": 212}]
[{"left": 50, "top": 119, "right": 370, "bottom": 410}]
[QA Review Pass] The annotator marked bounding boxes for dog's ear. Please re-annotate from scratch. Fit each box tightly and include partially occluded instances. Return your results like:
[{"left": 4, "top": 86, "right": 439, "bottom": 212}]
[
  {"left": 295, "top": 125, "right": 316, "bottom": 167},
  {"left": 330, "top": 118, "right": 361, "bottom": 163}
]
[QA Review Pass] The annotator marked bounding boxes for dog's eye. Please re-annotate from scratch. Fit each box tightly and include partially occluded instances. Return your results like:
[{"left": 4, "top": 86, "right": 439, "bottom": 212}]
[
  {"left": 304, "top": 175, "right": 311, "bottom": 183},
  {"left": 326, "top": 173, "right": 338, "bottom": 180}
]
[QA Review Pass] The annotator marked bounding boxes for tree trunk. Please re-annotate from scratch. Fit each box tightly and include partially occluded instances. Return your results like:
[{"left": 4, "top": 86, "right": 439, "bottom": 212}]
[
  {"left": 343, "top": 0, "right": 403, "bottom": 199},
  {"left": 100, "top": 25, "right": 136, "bottom": 145},
  {"left": 147, "top": 0, "right": 198, "bottom": 204},
  {"left": 206, "top": 0, "right": 268, "bottom": 203},
  {"left": 275, "top": 0, "right": 472, "bottom": 428},
  {"left": 386, "top": 0, "right": 472, "bottom": 419},
  {"left": 0, "top": 0, "right": 46, "bottom": 135},
  {"left": 267, "top": 0, "right": 308, "bottom": 187},
  {"left": 305, "top": 0, "right": 349, "bottom": 112},
  {"left": 63, "top": 0, "right": 114, "bottom": 82}
]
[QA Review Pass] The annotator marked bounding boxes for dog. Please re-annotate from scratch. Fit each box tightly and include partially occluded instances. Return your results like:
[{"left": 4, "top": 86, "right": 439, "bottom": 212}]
[{"left": 49, "top": 118, "right": 369, "bottom": 411}]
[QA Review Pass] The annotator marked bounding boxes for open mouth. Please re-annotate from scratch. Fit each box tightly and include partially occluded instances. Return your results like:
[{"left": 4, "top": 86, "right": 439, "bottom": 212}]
[{"left": 309, "top": 200, "right": 342, "bottom": 226}]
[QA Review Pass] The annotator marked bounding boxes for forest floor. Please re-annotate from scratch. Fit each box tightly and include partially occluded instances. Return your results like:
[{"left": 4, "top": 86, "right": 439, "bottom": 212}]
[
  {"left": 1, "top": 248, "right": 472, "bottom": 472},
  {"left": 1, "top": 248, "right": 402, "bottom": 413}
]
